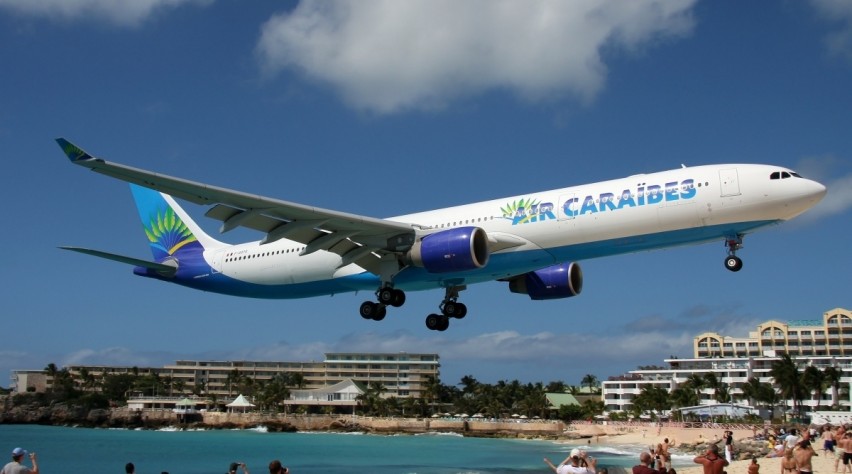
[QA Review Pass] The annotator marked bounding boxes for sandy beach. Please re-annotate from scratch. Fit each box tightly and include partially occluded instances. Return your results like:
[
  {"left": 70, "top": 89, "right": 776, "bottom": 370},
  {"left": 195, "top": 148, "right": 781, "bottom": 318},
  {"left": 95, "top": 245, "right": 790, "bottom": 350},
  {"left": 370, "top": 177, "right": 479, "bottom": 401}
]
[{"left": 569, "top": 424, "right": 833, "bottom": 474}]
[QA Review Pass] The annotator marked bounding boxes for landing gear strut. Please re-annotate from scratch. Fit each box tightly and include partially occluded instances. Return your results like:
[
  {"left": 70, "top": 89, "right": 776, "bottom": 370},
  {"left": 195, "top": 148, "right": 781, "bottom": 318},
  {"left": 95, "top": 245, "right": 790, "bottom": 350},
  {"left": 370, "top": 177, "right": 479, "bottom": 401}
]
[
  {"left": 724, "top": 235, "right": 744, "bottom": 272},
  {"left": 425, "top": 286, "right": 468, "bottom": 331}
]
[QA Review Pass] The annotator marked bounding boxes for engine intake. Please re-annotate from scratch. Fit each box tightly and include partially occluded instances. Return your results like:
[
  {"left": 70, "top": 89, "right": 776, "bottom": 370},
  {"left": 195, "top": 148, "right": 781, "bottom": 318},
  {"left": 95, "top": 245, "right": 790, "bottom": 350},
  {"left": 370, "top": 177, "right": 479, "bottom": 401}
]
[
  {"left": 408, "top": 227, "right": 490, "bottom": 273},
  {"left": 508, "top": 262, "right": 583, "bottom": 300}
]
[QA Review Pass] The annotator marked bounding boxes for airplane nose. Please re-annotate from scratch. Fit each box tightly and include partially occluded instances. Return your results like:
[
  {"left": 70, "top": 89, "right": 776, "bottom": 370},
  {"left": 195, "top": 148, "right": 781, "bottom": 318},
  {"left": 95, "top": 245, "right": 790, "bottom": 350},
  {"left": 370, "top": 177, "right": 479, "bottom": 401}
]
[{"left": 809, "top": 179, "right": 828, "bottom": 202}]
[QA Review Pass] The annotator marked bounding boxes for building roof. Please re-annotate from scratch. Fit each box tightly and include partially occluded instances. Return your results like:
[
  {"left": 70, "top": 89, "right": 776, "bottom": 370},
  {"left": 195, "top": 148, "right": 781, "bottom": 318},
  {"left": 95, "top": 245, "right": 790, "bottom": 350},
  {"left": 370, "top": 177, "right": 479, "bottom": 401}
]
[{"left": 545, "top": 393, "right": 580, "bottom": 408}]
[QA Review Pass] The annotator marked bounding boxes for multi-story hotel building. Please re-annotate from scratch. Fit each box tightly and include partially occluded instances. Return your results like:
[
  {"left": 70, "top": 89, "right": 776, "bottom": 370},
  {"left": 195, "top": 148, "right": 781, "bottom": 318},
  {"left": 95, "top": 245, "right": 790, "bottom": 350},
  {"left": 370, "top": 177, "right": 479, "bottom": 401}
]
[
  {"left": 14, "top": 352, "right": 440, "bottom": 400},
  {"left": 602, "top": 307, "right": 852, "bottom": 413}
]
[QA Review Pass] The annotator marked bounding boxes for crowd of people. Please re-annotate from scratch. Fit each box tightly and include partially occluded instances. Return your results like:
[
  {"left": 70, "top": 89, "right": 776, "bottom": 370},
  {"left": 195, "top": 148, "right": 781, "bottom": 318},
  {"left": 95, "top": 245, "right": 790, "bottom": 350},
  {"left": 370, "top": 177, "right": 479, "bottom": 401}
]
[
  {"left": 1, "top": 447, "right": 291, "bottom": 474},
  {"left": 543, "top": 438, "right": 678, "bottom": 474}
]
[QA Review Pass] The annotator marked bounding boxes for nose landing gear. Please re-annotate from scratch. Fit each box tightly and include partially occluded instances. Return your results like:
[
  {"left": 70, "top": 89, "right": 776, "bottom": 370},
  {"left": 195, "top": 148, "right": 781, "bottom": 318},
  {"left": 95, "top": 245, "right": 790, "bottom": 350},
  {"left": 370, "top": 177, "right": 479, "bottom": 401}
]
[{"left": 724, "top": 235, "right": 744, "bottom": 272}]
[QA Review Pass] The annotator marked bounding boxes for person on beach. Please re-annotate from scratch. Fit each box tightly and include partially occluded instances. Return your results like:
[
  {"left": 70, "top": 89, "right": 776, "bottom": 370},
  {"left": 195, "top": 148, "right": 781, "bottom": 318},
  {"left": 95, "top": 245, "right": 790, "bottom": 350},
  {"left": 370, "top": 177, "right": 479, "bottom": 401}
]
[
  {"left": 824, "top": 426, "right": 837, "bottom": 455},
  {"left": 794, "top": 438, "right": 817, "bottom": 474},
  {"left": 693, "top": 443, "right": 728, "bottom": 474},
  {"left": 837, "top": 430, "right": 852, "bottom": 473},
  {"left": 785, "top": 430, "right": 801, "bottom": 452},
  {"left": 834, "top": 432, "right": 852, "bottom": 472},
  {"left": 766, "top": 439, "right": 785, "bottom": 458},
  {"left": 1, "top": 448, "right": 38, "bottom": 474},
  {"left": 228, "top": 462, "right": 249, "bottom": 474},
  {"left": 749, "top": 457, "right": 760, "bottom": 474},
  {"left": 723, "top": 431, "right": 734, "bottom": 463},
  {"left": 632, "top": 452, "right": 657, "bottom": 474},
  {"left": 544, "top": 448, "right": 597, "bottom": 474},
  {"left": 125, "top": 462, "right": 135, "bottom": 474},
  {"left": 268, "top": 459, "right": 289, "bottom": 474},
  {"left": 781, "top": 447, "right": 797, "bottom": 474},
  {"left": 661, "top": 439, "right": 674, "bottom": 471}
]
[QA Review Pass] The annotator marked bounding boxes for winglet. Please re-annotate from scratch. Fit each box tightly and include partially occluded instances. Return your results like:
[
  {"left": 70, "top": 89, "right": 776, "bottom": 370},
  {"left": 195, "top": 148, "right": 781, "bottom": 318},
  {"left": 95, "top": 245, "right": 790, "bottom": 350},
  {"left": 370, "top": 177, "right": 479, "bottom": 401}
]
[{"left": 55, "top": 138, "right": 95, "bottom": 162}]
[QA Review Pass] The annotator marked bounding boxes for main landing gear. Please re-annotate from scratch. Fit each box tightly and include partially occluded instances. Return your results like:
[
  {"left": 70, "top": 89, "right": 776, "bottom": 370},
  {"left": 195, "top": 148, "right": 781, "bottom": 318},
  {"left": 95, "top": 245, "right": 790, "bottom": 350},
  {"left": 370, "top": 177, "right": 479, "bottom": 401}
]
[
  {"left": 425, "top": 286, "right": 467, "bottom": 332},
  {"left": 358, "top": 285, "right": 470, "bottom": 331},
  {"left": 359, "top": 286, "right": 406, "bottom": 321},
  {"left": 724, "top": 235, "right": 744, "bottom": 272}
]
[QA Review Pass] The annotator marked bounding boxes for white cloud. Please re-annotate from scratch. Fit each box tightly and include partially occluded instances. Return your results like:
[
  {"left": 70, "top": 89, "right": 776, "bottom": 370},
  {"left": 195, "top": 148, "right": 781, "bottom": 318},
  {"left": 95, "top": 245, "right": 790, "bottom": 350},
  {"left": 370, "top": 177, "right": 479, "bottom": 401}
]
[
  {"left": 810, "top": 0, "right": 852, "bottom": 59},
  {"left": 257, "top": 0, "right": 697, "bottom": 113},
  {"left": 61, "top": 347, "right": 149, "bottom": 367},
  {"left": 0, "top": 0, "right": 211, "bottom": 26}
]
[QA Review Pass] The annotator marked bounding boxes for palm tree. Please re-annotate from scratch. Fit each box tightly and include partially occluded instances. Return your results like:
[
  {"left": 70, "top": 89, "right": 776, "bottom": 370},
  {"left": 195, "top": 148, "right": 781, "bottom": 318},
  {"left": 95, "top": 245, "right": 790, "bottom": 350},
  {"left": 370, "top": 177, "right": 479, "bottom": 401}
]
[
  {"left": 823, "top": 366, "right": 842, "bottom": 408},
  {"left": 226, "top": 369, "right": 240, "bottom": 397},
  {"left": 770, "top": 354, "right": 804, "bottom": 419},
  {"left": 459, "top": 375, "right": 479, "bottom": 395},
  {"left": 670, "top": 386, "right": 699, "bottom": 412},
  {"left": 802, "top": 365, "right": 826, "bottom": 411},
  {"left": 581, "top": 374, "right": 599, "bottom": 393},
  {"left": 44, "top": 363, "right": 59, "bottom": 392},
  {"left": 632, "top": 385, "right": 669, "bottom": 417},
  {"left": 741, "top": 377, "right": 764, "bottom": 407},
  {"left": 684, "top": 373, "right": 705, "bottom": 403},
  {"left": 356, "top": 381, "right": 387, "bottom": 415}
]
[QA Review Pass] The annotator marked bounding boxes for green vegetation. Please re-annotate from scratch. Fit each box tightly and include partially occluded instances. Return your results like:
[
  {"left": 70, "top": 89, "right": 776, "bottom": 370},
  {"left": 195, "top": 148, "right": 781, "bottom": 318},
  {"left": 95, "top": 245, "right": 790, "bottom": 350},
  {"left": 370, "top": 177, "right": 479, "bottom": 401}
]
[{"left": 13, "top": 364, "right": 605, "bottom": 421}]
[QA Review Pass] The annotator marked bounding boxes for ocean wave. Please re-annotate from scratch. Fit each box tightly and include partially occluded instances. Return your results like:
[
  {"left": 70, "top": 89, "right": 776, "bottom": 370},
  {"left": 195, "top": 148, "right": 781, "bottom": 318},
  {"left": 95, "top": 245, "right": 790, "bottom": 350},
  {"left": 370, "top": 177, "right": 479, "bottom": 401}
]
[{"left": 413, "top": 432, "right": 464, "bottom": 438}]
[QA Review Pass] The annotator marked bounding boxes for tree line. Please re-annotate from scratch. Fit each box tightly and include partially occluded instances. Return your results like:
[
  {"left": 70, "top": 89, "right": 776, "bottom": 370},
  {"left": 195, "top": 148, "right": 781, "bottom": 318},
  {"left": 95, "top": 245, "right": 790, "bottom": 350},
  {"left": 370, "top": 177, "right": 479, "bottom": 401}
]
[{"left": 30, "top": 364, "right": 605, "bottom": 421}]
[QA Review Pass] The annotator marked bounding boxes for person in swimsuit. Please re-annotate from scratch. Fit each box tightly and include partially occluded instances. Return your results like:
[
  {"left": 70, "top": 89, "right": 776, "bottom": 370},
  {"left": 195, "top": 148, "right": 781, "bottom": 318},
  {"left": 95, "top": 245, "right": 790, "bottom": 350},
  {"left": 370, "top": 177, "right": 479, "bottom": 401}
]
[
  {"left": 693, "top": 444, "right": 728, "bottom": 474},
  {"left": 793, "top": 438, "right": 816, "bottom": 474},
  {"left": 781, "top": 448, "right": 797, "bottom": 474}
]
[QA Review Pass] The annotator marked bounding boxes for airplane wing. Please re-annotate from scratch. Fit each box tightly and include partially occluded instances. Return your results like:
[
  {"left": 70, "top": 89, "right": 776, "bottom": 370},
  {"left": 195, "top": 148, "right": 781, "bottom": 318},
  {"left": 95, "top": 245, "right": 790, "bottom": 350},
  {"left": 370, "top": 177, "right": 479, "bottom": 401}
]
[{"left": 56, "top": 139, "right": 417, "bottom": 273}]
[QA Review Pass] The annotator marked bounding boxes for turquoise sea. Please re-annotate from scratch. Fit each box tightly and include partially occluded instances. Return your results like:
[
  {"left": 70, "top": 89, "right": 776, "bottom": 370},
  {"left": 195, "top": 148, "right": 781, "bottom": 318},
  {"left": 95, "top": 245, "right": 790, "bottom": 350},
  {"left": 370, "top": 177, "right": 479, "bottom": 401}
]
[{"left": 0, "top": 424, "right": 691, "bottom": 474}]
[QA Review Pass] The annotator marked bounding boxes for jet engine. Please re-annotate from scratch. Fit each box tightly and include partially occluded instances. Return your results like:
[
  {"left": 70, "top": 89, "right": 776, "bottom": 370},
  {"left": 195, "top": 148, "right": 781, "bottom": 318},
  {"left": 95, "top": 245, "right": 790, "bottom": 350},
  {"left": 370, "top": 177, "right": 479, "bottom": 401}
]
[
  {"left": 408, "top": 226, "right": 490, "bottom": 273},
  {"left": 507, "top": 262, "right": 583, "bottom": 300}
]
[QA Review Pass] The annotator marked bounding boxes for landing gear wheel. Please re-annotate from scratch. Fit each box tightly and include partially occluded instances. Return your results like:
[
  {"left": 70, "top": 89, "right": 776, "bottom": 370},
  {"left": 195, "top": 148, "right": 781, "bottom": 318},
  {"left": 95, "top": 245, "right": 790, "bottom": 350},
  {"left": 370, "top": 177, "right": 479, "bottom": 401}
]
[
  {"left": 378, "top": 288, "right": 406, "bottom": 307},
  {"left": 360, "top": 301, "right": 377, "bottom": 319},
  {"left": 373, "top": 305, "right": 387, "bottom": 321},
  {"left": 426, "top": 313, "right": 449, "bottom": 331},
  {"left": 442, "top": 302, "right": 468, "bottom": 319},
  {"left": 391, "top": 289, "right": 406, "bottom": 307},
  {"left": 378, "top": 288, "right": 395, "bottom": 305},
  {"left": 437, "top": 315, "right": 449, "bottom": 331},
  {"left": 724, "top": 256, "right": 743, "bottom": 272}
]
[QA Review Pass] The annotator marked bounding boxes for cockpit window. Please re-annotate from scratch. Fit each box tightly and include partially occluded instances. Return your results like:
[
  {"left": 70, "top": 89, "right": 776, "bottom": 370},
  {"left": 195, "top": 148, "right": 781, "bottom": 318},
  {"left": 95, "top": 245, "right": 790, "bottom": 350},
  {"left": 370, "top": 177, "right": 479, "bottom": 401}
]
[{"left": 770, "top": 170, "right": 803, "bottom": 180}]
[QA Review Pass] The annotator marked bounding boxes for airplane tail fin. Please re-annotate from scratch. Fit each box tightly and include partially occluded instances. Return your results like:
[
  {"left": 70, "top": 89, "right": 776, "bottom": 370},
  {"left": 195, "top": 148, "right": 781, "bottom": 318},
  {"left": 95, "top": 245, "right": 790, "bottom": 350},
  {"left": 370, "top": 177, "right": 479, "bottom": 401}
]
[{"left": 130, "top": 184, "right": 225, "bottom": 263}]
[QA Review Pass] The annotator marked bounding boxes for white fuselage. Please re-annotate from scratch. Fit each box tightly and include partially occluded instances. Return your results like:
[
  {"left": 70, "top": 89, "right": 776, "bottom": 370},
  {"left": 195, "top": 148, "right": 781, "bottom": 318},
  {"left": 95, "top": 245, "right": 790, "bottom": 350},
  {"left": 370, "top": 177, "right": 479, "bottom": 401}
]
[{"left": 201, "top": 163, "right": 825, "bottom": 296}]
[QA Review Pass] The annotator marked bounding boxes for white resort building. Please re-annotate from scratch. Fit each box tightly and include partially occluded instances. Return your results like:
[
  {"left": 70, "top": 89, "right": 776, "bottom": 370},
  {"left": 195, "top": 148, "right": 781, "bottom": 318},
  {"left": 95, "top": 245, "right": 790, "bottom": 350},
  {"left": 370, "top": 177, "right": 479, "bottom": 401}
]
[
  {"left": 12, "top": 352, "right": 439, "bottom": 403},
  {"left": 601, "top": 307, "right": 852, "bottom": 413}
]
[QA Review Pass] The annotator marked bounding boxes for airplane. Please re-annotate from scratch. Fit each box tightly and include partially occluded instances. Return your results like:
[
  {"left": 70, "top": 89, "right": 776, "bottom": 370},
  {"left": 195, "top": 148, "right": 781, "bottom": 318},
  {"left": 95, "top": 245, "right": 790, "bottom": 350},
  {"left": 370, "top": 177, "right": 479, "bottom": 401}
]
[{"left": 56, "top": 138, "right": 827, "bottom": 331}]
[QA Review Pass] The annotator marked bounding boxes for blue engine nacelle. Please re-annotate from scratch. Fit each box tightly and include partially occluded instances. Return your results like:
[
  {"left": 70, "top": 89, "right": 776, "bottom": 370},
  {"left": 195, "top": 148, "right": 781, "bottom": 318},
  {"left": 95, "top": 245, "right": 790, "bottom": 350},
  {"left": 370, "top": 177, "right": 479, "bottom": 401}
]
[
  {"left": 408, "top": 226, "right": 490, "bottom": 273},
  {"left": 508, "top": 262, "right": 583, "bottom": 300}
]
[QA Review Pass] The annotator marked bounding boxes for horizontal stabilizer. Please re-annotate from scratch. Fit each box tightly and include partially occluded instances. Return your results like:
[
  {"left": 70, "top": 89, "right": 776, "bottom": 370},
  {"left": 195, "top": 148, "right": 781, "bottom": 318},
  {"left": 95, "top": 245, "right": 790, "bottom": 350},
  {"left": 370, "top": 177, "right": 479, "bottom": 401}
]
[{"left": 59, "top": 246, "right": 177, "bottom": 277}]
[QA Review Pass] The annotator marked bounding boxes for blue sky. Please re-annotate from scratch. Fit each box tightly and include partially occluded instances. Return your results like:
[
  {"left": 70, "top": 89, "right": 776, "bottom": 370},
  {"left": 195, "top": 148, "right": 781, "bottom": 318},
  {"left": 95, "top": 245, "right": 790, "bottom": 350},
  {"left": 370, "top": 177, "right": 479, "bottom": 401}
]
[{"left": 1, "top": 0, "right": 851, "bottom": 389}]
